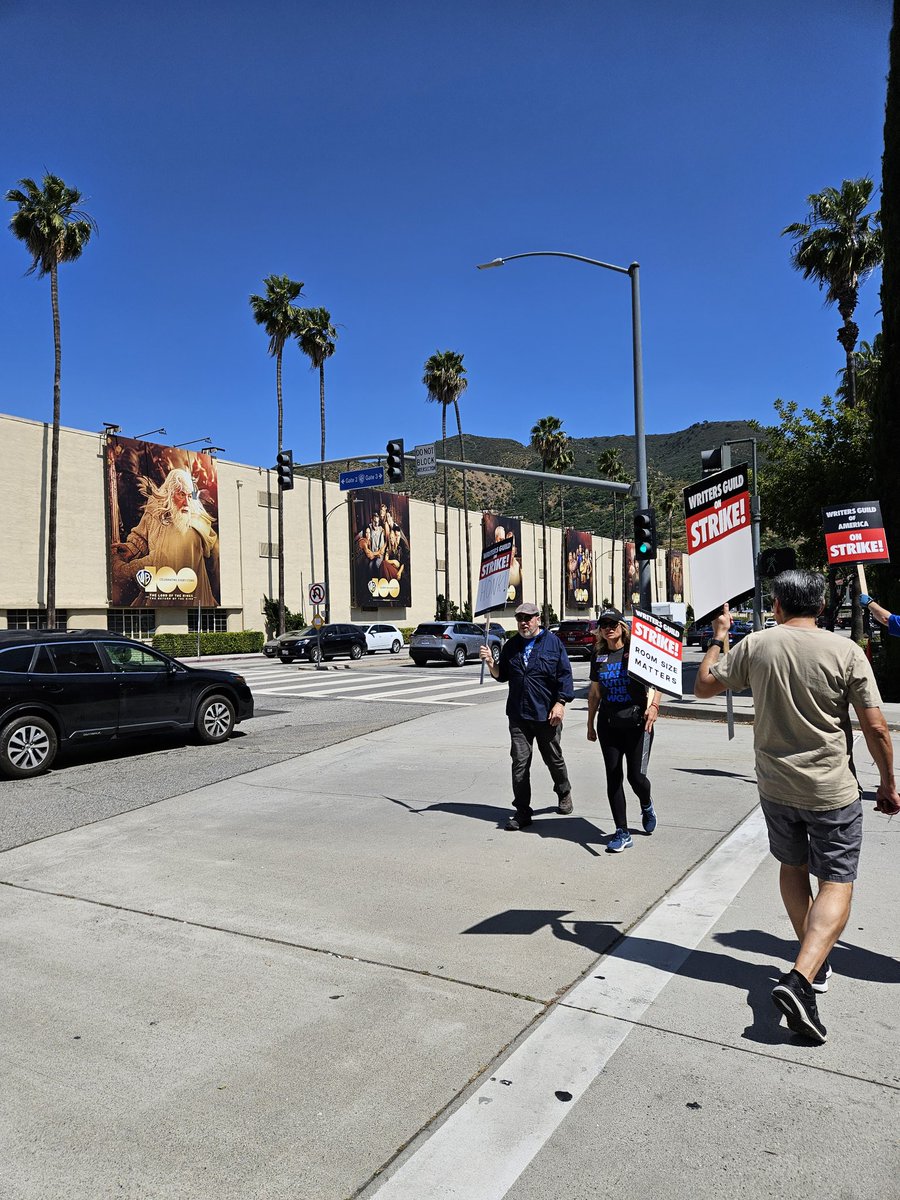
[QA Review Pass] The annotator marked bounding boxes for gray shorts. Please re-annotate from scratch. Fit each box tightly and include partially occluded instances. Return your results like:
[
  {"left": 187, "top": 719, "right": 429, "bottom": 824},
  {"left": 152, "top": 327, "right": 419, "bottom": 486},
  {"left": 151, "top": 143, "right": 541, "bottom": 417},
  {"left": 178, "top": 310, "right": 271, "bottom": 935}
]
[{"left": 760, "top": 796, "right": 863, "bottom": 883}]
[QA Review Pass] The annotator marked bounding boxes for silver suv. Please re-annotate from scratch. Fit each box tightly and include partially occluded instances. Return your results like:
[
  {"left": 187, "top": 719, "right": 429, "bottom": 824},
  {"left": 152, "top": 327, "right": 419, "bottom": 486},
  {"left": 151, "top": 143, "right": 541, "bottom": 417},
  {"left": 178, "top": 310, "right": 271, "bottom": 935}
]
[{"left": 409, "top": 621, "right": 504, "bottom": 668}]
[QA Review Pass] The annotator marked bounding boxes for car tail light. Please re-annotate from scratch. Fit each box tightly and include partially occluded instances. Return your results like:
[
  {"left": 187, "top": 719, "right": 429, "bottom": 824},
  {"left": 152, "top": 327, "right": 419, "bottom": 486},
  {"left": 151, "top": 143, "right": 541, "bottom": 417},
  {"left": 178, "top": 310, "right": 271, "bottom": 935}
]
[{"left": 442, "top": 632, "right": 452, "bottom": 639}]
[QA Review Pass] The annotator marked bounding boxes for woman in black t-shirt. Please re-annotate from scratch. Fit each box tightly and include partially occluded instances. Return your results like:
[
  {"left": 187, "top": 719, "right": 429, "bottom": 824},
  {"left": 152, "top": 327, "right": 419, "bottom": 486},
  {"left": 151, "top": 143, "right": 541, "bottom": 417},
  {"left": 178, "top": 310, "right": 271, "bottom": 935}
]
[{"left": 586, "top": 608, "right": 659, "bottom": 853}]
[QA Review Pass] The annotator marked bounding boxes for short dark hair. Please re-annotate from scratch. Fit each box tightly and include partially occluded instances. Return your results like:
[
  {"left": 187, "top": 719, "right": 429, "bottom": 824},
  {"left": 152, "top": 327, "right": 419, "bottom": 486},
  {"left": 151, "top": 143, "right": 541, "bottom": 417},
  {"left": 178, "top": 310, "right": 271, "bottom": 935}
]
[{"left": 772, "top": 569, "right": 825, "bottom": 618}]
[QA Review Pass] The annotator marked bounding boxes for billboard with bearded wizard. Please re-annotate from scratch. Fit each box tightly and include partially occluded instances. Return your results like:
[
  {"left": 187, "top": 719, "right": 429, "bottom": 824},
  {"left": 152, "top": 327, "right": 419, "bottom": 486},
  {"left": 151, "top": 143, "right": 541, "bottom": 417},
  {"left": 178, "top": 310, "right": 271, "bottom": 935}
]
[{"left": 106, "top": 435, "right": 221, "bottom": 607}]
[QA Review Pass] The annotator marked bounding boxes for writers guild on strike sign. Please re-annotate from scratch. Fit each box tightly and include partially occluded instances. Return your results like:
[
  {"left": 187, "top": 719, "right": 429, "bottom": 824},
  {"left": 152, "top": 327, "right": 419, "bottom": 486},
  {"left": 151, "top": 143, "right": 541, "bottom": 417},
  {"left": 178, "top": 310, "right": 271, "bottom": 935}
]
[
  {"left": 475, "top": 538, "right": 514, "bottom": 617},
  {"left": 628, "top": 609, "right": 683, "bottom": 698},
  {"left": 822, "top": 501, "right": 891, "bottom": 565},
  {"left": 682, "top": 464, "right": 755, "bottom": 621}
]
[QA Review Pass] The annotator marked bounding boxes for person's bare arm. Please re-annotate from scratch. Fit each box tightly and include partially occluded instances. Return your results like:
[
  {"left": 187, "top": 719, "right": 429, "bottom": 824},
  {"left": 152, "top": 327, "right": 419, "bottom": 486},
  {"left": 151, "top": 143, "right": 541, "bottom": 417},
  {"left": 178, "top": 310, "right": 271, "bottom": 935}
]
[
  {"left": 587, "top": 681, "right": 600, "bottom": 741},
  {"left": 865, "top": 599, "right": 892, "bottom": 628},
  {"left": 694, "top": 605, "right": 732, "bottom": 699},
  {"left": 854, "top": 704, "right": 900, "bottom": 814}
]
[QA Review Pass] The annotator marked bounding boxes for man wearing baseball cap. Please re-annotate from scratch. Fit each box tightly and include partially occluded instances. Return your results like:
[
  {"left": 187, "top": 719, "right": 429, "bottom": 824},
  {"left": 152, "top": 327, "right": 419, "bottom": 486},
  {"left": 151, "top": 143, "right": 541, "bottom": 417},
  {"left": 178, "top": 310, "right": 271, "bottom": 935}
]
[{"left": 480, "top": 601, "right": 575, "bottom": 830}]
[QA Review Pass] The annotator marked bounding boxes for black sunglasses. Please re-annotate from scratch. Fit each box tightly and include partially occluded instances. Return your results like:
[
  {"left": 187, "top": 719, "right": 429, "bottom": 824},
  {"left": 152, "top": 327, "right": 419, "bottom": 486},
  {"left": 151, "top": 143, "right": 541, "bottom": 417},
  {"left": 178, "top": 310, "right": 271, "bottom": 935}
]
[{"left": 598, "top": 621, "right": 619, "bottom": 630}]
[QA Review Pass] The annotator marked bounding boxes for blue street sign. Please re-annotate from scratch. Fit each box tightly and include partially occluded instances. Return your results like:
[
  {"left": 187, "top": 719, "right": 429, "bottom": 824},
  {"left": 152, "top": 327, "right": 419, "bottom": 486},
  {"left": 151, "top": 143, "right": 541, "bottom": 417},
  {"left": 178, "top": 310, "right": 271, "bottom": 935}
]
[{"left": 339, "top": 466, "right": 385, "bottom": 491}]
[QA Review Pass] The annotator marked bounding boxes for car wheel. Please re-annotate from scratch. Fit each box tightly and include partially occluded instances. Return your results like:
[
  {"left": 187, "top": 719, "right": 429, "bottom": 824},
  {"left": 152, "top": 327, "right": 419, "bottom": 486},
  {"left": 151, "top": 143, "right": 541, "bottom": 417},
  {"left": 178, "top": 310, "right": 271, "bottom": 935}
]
[
  {"left": 453, "top": 645, "right": 466, "bottom": 667},
  {"left": 491, "top": 644, "right": 501, "bottom": 666},
  {"left": 309, "top": 646, "right": 322, "bottom": 664},
  {"left": 390, "top": 639, "right": 401, "bottom": 654},
  {"left": 350, "top": 644, "right": 363, "bottom": 660},
  {"left": 0, "top": 715, "right": 58, "bottom": 779},
  {"left": 411, "top": 654, "right": 427, "bottom": 667},
  {"left": 195, "top": 694, "right": 235, "bottom": 744}
]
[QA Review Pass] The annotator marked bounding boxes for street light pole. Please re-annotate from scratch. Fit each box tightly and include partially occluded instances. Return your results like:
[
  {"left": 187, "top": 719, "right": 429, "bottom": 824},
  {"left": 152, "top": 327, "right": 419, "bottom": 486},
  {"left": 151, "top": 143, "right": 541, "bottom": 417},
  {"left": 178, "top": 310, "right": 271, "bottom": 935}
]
[{"left": 477, "top": 251, "right": 651, "bottom": 608}]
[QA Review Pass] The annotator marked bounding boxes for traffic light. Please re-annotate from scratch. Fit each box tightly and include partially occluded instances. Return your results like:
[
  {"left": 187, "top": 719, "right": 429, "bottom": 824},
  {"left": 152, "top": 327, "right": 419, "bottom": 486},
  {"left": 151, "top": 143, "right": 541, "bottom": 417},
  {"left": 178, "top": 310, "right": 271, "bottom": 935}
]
[
  {"left": 386, "top": 438, "right": 405, "bottom": 483},
  {"left": 701, "top": 445, "right": 732, "bottom": 476},
  {"left": 634, "top": 508, "right": 657, "bottom": 560},
  {"left": 276, "top": 449, "right": 294, "bottom": 491},
  {"left": 757, "top": 547, "right": 796, "bottom": 578}
]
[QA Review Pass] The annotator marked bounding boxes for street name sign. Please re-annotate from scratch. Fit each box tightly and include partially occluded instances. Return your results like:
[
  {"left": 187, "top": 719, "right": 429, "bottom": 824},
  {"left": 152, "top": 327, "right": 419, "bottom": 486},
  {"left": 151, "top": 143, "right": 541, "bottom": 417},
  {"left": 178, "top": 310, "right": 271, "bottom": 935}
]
[
  {"left": 414, "top": 444, "right": 436, "bottom": 477},
  {"left": 683, "top": 463, "right": 755, "bottom": 622},
  {"left": 339, "top": 466, "right": 385, "bottom": 491}
]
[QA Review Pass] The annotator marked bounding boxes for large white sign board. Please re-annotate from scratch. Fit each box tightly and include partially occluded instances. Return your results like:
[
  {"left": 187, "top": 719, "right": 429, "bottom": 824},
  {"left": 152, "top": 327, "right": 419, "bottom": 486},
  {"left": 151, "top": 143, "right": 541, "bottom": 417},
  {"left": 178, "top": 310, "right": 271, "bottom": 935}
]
[
  {"left": 683, "top": 464, "right": 755, "bottom": 622},
  {"left": 628, "top": 608, "right": 683, "bottom": 698},
  {"left": 475, "top": 539, "right": 513, "bottom": 616}
]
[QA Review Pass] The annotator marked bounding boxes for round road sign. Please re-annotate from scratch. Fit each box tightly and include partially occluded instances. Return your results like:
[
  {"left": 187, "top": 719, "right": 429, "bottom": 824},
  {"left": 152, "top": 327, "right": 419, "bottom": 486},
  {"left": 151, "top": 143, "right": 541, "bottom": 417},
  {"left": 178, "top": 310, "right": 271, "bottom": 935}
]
[{"left": 308, "top": 582, "right": 326, "bottom": 606}]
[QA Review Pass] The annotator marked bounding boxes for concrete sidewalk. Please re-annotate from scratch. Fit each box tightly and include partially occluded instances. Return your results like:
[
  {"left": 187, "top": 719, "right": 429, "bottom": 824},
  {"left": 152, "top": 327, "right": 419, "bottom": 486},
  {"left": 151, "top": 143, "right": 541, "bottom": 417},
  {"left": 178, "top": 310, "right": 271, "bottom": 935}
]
[{"left": 2, "top": 698, "right": 898, "bottom": 1198}]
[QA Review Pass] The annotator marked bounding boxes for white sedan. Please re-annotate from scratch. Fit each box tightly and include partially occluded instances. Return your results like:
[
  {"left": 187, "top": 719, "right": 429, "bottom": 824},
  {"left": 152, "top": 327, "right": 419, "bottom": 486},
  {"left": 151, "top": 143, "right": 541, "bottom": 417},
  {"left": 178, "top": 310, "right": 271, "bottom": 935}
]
[{"left": 360, "top": 623, "right": 404, "bottom": 654}]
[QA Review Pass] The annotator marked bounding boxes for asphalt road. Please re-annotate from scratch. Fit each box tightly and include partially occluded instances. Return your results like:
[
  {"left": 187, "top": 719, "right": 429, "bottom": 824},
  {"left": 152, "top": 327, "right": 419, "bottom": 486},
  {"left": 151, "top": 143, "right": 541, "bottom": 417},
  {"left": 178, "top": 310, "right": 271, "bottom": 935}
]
[{"left": 0, "top": 646, "right": 709, "bottom": 855}]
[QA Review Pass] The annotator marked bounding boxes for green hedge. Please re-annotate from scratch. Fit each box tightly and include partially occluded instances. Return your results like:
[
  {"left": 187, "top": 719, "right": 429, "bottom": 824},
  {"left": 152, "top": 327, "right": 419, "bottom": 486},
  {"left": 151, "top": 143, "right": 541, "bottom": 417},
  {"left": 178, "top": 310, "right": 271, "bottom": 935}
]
[{"left": 152, "top": 631, "right": 265, "bottom": 657}]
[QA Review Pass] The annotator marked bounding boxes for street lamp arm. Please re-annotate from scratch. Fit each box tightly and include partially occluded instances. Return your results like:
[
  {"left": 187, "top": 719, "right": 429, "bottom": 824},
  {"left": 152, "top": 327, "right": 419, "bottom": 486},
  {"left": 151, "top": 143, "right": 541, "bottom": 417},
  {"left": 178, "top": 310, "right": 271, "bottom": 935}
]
[{"left": 476, "top": 251, "right": 632, "bottom": 276}]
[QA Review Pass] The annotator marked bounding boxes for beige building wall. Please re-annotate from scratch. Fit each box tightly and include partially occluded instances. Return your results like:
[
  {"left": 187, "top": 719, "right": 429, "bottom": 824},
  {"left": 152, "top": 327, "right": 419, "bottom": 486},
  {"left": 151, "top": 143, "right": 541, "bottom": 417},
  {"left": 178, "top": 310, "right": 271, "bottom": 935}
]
[{"left": 1, "top": 412, "right": 691, "bottom": 633}]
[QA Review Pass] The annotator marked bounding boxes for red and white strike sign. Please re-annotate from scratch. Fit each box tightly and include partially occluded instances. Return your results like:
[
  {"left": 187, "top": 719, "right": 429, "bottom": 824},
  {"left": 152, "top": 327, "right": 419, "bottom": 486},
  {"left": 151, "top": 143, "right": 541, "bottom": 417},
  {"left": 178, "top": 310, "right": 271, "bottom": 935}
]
[
  {"left": 822, "top": 501, "right": 890, "bottom": 564},
  {"left": 683, "top": 464, "right": 755, "bottom": 621},
  {"left": 629, "top": 608, "right": 683, "bottom": 698},
  {"left": 475, "top": 538, "right": 514, "bottom": 616}
]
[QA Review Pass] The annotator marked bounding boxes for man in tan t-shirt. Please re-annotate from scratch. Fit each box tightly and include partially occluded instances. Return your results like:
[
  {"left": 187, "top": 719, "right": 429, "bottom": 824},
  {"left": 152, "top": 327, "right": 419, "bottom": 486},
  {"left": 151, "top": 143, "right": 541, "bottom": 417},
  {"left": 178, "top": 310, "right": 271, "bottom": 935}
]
[{"left": 695, "top": 569, "right": 899, "bottom": 1045}]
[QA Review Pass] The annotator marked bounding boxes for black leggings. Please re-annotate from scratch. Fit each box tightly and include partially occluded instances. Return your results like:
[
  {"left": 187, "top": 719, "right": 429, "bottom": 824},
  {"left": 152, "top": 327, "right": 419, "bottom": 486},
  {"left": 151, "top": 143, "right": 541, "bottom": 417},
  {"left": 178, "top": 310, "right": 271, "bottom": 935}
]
[{"left": 597, "top": 722, "right": 653, "bottom": 830}]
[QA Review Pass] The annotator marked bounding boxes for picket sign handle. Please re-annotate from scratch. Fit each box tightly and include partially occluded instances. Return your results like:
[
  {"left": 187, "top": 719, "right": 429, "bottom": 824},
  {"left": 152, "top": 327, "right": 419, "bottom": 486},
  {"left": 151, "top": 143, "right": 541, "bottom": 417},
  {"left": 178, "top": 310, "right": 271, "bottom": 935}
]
[{"left": 857, "top": 563, "right": 869, "bottom": 595}]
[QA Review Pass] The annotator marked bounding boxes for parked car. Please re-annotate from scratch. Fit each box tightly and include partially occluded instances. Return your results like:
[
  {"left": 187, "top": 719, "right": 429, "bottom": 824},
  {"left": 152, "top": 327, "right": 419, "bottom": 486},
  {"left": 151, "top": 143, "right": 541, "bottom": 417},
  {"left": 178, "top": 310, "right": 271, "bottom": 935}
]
[
  {"left": 686, "top": 623, "right": 712, "bottom": 647},
  {"left": 557, "top": 618, "right": 599, "bottom": 660},
  {"left": 278, "top": 624, "right": 367, "bottom": 664},
  {"left": 0, "top": 629, "right": 253, "bottom": 779},
  {"left": 263, "top": 629, "right": 306, "bottom": 657},
  {"left": 408, "top": 621, "right": 503, "bottom": 667},
  {"left": 359, "top": 623, "right": 404, "bottom": 654},
  {"left": 699, "top": 620, "right": 754, "bottom": 651}
]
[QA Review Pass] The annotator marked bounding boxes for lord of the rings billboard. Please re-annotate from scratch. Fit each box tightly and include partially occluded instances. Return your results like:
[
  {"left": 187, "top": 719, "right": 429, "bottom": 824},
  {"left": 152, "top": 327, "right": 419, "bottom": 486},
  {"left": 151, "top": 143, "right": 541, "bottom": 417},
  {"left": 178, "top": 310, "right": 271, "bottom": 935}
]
[
  {"left": 350, "top": 490, "right": 411, "bottom": 607},
  {"left": 106, "top": 435, "right": 221, "bottom": 607}
]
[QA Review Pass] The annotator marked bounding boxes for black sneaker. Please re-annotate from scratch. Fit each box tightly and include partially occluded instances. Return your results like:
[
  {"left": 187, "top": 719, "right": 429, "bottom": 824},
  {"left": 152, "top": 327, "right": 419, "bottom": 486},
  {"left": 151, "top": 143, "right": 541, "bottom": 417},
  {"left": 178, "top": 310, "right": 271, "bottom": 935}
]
[
  {"left": 771, "top": 969, "right": 827, "bottom": 1043},
  {"left": 557, "top": 795, "right": 574, "bottom": 815},
  {"left": 811, "top": 959, "right": 833, "bottom": 994},
  {"left": 505, "top": 812, "right": 532, "bottom": 831}
]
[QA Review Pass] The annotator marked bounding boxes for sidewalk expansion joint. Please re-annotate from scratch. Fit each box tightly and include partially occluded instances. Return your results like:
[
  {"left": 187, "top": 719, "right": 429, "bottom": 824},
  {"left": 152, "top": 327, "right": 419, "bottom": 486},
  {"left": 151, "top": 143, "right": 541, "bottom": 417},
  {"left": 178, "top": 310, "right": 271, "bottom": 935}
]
[
  {"left": 0, "top": 879, "right": 547, "bottom": 1007},
  {"left": 556, "top": 1001, "right": 900, "bottom": 1092}
]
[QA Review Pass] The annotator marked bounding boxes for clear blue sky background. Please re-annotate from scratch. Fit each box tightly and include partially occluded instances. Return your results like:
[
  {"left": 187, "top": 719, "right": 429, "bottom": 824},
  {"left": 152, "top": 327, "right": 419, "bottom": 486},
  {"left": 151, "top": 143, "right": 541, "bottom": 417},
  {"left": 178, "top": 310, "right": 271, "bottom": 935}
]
[{"left": 1, "top": 0, "right": 890, "bottom": 470}]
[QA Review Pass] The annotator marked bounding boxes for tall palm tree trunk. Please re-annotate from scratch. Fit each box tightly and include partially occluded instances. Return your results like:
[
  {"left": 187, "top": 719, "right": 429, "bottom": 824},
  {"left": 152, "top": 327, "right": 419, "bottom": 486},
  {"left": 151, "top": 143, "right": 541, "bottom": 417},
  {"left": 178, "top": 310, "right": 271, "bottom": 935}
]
[
  {"left": 452, "top": 401, "right": 472, "bottom": 616},
  {"left": 539, "top": 482, "right": 549, "bottom": 626},
  {"left": 836, "top": 296, "right": 860, "bottom": 407},
  {"left": 47, "top": 263, "right": 61, "bottom": 627},
  {"left": 276, "top": 349, "right": 285, "bottom": 635},
  {"left": 319, "top": 363, "right": 330, "bottom": 622},
  {"left": 442, "top": 409, "right": 449, "bottom": 618}
]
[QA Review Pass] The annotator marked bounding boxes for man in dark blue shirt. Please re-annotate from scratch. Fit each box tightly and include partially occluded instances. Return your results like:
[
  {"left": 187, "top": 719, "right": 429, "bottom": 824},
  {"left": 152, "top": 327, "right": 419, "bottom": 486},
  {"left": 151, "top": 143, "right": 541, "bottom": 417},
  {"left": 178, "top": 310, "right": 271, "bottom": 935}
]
[{"left": 480, "top": 601, "right": 575, "bottom": 830}]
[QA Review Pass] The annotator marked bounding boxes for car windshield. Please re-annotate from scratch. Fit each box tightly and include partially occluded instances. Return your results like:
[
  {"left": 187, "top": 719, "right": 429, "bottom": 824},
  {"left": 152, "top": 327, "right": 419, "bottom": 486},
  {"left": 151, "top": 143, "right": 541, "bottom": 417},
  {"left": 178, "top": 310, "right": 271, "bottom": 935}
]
[{"left": 286, "top": 628, "right": 315, "bottom": 638}]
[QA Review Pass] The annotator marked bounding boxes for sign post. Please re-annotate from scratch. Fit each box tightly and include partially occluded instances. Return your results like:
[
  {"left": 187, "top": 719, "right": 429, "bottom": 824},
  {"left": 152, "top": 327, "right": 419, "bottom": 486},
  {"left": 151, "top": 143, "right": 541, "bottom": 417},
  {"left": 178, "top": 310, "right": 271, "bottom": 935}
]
[
  {"left": 475, "top": 538, "right": 513, "bottom": 685},
  {"left": 308, "top": 582, "right": 327, "bottom": 669}
]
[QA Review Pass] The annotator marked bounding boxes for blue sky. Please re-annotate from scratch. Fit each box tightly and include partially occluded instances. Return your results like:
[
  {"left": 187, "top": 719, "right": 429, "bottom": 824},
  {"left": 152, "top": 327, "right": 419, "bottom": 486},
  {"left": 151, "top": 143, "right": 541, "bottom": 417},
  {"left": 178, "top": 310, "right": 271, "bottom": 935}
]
[{"left": 1, "top": 0, "right": 890, "bottom": 470}]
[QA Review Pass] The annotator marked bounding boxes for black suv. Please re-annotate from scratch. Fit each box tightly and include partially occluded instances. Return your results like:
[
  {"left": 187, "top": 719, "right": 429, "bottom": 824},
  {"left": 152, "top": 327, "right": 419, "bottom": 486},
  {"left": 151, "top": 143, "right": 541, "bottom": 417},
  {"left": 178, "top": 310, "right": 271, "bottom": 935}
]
[
  {"left": 0, "top": 629, "right": 253, "bottom": 779},
  {"left": 278, "top": 624, "right": 368, "bottom": 664}
]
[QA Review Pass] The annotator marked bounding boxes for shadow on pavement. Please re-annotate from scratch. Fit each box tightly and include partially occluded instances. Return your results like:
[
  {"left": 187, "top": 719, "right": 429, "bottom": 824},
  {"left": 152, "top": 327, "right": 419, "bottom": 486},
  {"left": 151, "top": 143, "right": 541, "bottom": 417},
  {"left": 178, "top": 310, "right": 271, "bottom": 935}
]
[{"left": 714, "top": 928, "right": 900, "bottom": 985}]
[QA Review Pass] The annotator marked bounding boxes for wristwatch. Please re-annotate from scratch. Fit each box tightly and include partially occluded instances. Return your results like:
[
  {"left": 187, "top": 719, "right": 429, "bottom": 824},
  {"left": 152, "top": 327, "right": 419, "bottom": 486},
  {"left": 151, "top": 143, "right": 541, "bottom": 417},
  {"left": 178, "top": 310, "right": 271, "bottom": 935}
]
[{"left": 710, "top": 639, "right": 726, "bottom": 651}]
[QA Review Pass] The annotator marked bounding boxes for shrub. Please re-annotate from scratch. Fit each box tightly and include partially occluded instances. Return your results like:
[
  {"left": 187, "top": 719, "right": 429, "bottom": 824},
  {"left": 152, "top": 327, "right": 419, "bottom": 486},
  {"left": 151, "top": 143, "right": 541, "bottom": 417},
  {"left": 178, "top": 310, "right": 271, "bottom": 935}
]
[{"left": 153, "top": 631, "right": 265, "bottom": 657}]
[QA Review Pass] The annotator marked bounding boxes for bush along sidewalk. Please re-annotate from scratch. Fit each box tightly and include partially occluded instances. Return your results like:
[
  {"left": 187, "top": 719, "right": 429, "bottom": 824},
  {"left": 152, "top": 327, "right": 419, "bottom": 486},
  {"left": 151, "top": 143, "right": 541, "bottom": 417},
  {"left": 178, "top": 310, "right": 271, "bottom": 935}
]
[{"left": 153, "top": 631, "right": 265, "bottom": 657}]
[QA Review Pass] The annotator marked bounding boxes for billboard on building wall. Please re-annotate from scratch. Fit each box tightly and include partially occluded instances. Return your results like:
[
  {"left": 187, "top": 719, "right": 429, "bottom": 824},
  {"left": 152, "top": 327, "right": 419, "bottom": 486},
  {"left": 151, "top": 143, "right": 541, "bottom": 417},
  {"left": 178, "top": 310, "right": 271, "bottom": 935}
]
[
  {"left": 482, "top": 514, "right": 523, "bottom": 606},
  {"left": 565, "top": 529, "right": 593, "bottom": 610},
  {"left": 666, "top": 549, "right": 684, "bottom": 603},
  {"left": 350, "top": 491, "right": 411, "bottom": 607},
  {"left": 625, "top": 540, "right": 638, "bottom": 611},
  {"left": 107, "top": 435, "right": 220, "bottom": 608}
]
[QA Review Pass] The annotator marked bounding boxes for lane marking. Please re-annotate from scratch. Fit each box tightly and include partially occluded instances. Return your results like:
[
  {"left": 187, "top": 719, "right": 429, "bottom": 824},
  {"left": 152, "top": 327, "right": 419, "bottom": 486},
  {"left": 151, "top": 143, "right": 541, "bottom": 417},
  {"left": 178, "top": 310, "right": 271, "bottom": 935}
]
[{"left": 369, "top": 807, "right": 770, "bottom": 1199}]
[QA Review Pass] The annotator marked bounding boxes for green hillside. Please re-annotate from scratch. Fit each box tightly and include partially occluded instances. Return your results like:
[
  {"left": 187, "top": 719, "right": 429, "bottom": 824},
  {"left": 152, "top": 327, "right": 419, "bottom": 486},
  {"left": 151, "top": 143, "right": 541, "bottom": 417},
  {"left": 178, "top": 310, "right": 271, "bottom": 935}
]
[{"left": 297, "top": 419, "right": 767, "bottom": 542}]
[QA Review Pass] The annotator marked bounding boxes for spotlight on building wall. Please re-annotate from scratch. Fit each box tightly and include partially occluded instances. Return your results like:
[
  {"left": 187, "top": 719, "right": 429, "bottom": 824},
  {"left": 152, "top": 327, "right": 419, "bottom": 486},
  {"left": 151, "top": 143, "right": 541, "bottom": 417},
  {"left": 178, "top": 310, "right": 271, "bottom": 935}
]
[
  {"left": 134, "top": 427, "right": 166, "bottom": 439},
  {"left": 102, "top": 422, "right": 121, "bottom": 433}
]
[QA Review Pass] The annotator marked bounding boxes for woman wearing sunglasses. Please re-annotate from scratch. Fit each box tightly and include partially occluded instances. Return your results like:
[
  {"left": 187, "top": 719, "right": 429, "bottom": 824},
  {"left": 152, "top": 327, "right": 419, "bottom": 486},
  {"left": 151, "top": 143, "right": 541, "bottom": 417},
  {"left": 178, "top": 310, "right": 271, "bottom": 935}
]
[{"left": 586, "top": 607, "right": 659, "bottom": 852}]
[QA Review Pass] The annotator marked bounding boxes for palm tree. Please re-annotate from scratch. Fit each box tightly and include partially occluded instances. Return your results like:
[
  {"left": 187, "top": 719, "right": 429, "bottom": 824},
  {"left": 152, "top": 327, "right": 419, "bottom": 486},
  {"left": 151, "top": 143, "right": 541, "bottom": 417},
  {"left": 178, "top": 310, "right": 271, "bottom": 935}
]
[
  {"left": 249, "top": 274, "right": 305, "bottom": 634},
  {"left": 6, "top": 174, "right": 96, "bottom": 628},
  {"left": 423, "top": 351, "right": 468, "bottom": 617},
  {"left": 530, "top": 416, "right": 564, "bottom": 626},
  {"left": 546, "top": 431, "right": 574, "bottom": 616},
  {"left": 596, "top": 447, "right": 629, "bottom": 608},
  {"left": 656, "top": 482, "right": 682, "bottom": 599},
  {"left": 836, "top": 334, "right": 882, "bottom": 408},
  {"left": 783, "top": 178, "right": 882, "bottom": 406},
  {"left": 297, "top": 307, "right": 337, "bottom": 621}
]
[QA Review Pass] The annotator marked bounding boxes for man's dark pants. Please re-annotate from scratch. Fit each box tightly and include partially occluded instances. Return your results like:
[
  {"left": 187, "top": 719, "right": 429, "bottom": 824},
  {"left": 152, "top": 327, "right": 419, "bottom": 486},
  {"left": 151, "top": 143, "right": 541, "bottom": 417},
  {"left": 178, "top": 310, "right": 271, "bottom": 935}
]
[{"left": 509, "top": 717, "right": 571, "bottom": 815}]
